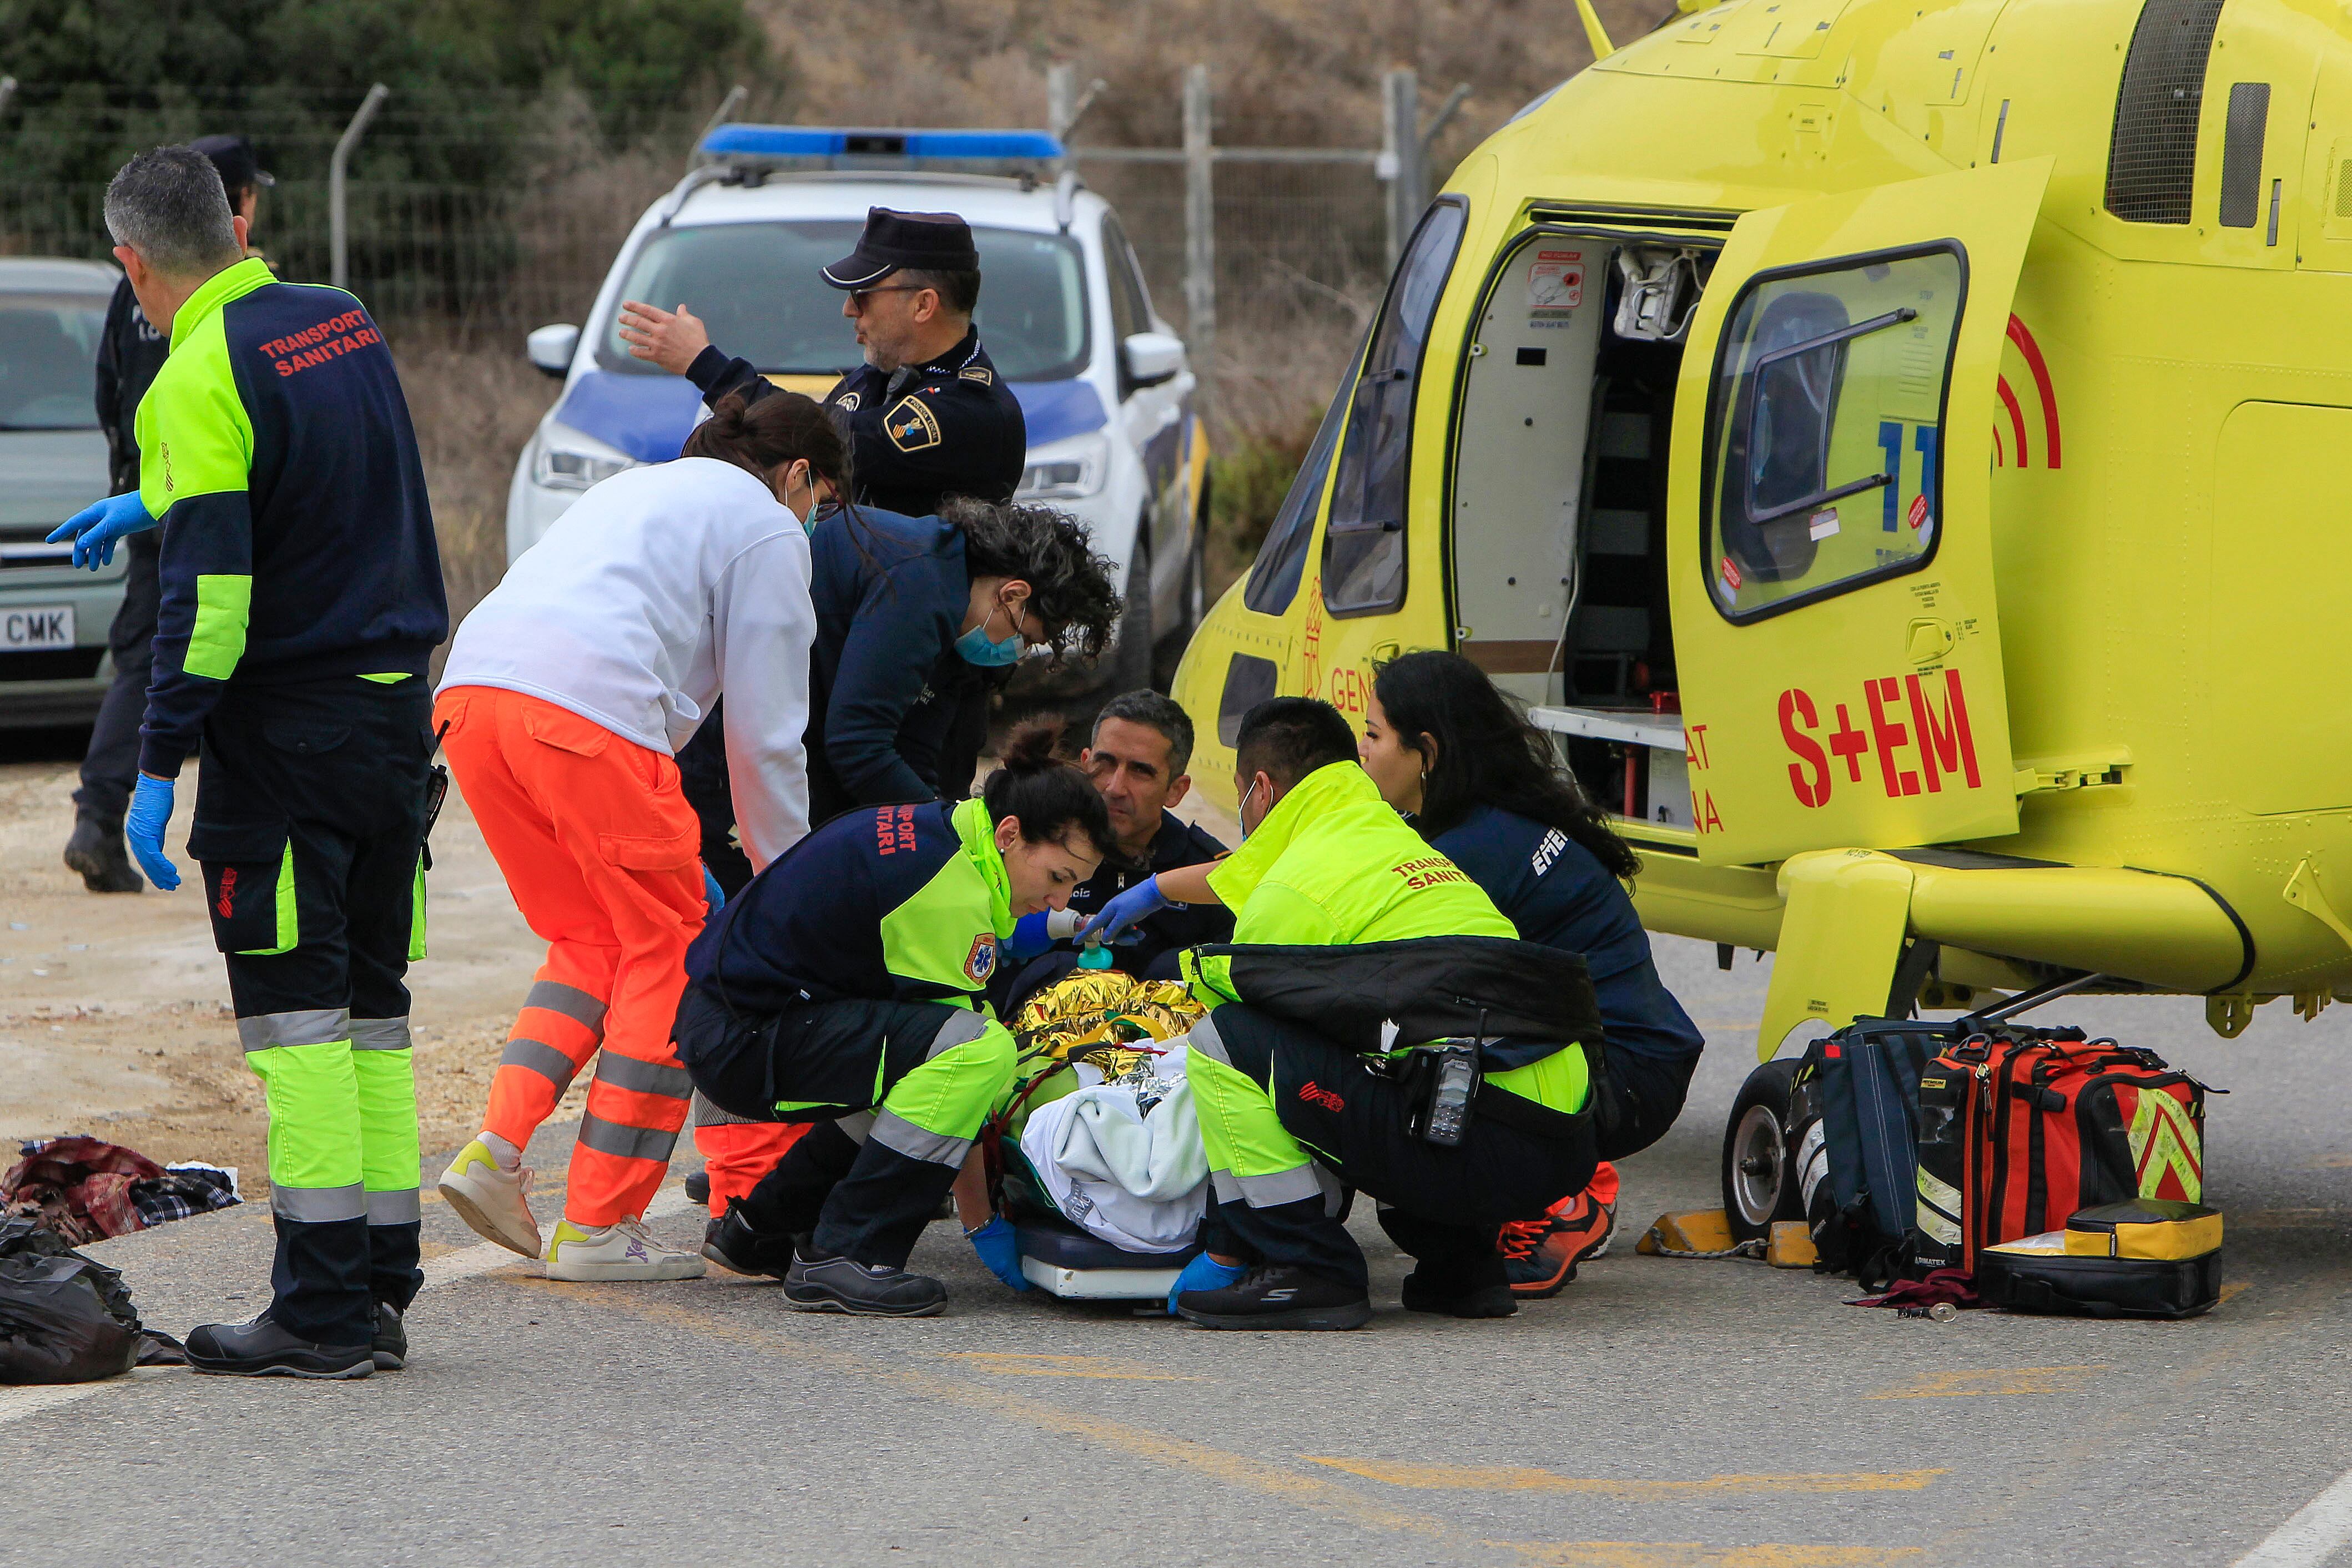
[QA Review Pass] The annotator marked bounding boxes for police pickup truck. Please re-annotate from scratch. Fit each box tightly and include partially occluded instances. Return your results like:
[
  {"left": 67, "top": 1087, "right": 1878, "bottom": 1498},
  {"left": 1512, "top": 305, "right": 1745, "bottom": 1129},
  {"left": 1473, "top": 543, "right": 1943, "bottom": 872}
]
[{"left": 508, "top": 127, "right": 1208, "bottom": 694}]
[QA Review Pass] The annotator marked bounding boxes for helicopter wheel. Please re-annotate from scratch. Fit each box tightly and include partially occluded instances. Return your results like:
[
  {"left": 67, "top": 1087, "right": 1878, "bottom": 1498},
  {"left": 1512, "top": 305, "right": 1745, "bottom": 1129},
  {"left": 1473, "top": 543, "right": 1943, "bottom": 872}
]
[{"left": 1721, "top": 1058, "right": 1804, "bottom": 1244}]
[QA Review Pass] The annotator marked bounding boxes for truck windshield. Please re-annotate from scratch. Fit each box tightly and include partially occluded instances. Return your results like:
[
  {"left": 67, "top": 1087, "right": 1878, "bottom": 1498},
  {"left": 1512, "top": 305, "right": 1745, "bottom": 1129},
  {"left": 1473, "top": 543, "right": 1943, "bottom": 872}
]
[
  {"left": 0, "top": 295, "right": 107, "bottom": 431},
  {"left": 596, "top": 220, "right": 1089, "bottom": 382}
]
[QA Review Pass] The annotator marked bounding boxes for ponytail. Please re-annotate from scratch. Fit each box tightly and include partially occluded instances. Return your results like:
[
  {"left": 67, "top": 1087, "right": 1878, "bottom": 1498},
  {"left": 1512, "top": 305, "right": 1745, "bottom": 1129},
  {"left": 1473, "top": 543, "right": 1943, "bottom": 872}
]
[
  {"left": 980, "top": 718, "right": 1112, "bottom": 860},
  {"left": 682, "top": 389, "right": 852, "bottom": 499}
]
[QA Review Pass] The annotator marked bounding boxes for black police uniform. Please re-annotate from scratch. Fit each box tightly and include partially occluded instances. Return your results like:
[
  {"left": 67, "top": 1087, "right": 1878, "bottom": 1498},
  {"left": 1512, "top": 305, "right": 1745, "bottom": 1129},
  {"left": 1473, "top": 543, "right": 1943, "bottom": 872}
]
[
  {"left": 70, "top": 276, "right": 172, "bottom": 839},
  {"left": 673, "top": 207, "right": 1028, "bottom": 889},
  {"left": 991, "top": 810, "right": 1233, "bottom": 1015}
]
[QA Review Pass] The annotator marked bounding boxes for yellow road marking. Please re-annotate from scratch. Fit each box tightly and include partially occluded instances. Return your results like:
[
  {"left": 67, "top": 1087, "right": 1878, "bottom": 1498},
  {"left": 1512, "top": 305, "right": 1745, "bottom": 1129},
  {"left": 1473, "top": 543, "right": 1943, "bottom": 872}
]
[
  {"left": 1492, "top": 1543, "right": 1921, "bottom": 1566},
  {"left": 515, "top": 1285, "right": 1455, "bottom": 1541},
  {"left": 942, "top": 1352, "right": 1205, "bottom": 1380},
  {"left": 1864, "top": 1365, "right": 2108, "bottom": 1400},
  {"left": 2220, "top": 1281, "right": 2253, "bottom": 1305},
  {"left": 1312, "top": 1460, "right": 1943, "bottom": 1498}
]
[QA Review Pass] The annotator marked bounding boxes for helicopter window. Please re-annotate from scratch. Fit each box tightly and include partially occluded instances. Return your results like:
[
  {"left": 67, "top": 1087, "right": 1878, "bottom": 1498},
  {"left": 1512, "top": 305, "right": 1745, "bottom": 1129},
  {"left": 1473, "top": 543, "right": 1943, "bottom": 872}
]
[
  {"left": 1703, "top": 245, "right": 1963, "bottom": 622},
  {"left": 1323, "top": 196, "right": 1469, "bottom": 617},
  {"left": 1241, "top": 324, "right": 1364, "bottom": 616}
]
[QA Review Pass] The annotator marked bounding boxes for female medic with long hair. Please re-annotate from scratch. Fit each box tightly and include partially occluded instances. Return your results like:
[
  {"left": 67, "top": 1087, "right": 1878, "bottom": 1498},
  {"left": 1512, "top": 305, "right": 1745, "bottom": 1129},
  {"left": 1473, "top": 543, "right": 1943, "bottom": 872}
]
[{"left": 1357, "top": 651, "right": 1705, "bottom": 1299}]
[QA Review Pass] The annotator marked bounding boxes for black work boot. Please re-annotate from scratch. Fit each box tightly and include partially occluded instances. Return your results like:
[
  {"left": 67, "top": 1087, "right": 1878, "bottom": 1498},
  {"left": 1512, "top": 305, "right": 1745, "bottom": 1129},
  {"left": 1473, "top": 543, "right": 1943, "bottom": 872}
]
[
  {"left": 782, "top": 1248, "right": 946, "bottom": 1317},
  {"left": 63, "top": 815, "right": 142, "bottom": 893},
  {"left": 187, "top": 1313, "right": 373, "bottom": 1379},
  {"left": 702, "top": 1200, "right": 795, "bottom": 1280},
  {"left": 371, "top": 1303, "right": 407, "bottom": 1370},
  {"left": 1175, "top": 1264, "right": 1372, "bottom": 1330},
  {"left": 683, "top": 1169, "right": 711, "bottom": 1207}
]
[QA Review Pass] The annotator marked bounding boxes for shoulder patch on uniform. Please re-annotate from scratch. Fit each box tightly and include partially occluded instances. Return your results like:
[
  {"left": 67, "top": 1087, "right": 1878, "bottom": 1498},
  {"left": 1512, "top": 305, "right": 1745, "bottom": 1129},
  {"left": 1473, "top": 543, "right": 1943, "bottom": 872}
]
[
  {"left": 964, "top": 933, "right": 998, "bottom": 985},
  {"left": 958, "top": 366, "right": 993, "bottom": 385},
  {"left": 884, "top": 395, "right": 943, "bottom": 453},
  {"left": 833, "top": 391, "right": 862, "bottom": 413}
]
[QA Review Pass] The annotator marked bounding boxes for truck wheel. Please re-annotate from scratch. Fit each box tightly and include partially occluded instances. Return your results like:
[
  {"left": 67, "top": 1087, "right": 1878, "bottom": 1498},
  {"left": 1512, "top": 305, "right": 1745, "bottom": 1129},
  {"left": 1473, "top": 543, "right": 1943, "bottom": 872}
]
[{"left": 1721, "top": 1058, "right": 1804, "bottom": 1243}]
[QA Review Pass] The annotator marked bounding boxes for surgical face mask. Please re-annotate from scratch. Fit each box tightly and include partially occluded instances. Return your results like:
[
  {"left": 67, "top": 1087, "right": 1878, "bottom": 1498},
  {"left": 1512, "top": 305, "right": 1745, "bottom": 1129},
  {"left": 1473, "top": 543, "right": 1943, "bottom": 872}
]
[
  {"left": 954, "top": 595, "right": 1025, "bottom": 667},
  {"left": 1237, "top": 777, "right": 1262, "bottom": 840}
]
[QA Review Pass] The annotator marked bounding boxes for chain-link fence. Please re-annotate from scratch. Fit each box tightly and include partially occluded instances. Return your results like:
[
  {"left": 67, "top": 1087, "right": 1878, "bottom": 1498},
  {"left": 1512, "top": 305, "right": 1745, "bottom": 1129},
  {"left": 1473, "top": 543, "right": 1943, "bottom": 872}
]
[{"left": 0, "top": 78, "right": 1411, "bottom": 352}]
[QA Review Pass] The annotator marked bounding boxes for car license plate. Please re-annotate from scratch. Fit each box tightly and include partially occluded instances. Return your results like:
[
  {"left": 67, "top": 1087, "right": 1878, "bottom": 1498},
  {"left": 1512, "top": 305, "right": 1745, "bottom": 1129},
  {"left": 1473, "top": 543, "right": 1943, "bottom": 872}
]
[{"left": 2, "top": 604, "right": 74, "bottom": 649}]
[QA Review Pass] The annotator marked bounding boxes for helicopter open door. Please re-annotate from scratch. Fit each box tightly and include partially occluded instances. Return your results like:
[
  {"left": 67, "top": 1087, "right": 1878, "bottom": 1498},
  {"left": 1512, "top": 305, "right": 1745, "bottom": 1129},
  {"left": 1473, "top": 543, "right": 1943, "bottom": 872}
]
[{"left": 1667, "top": 159, "right": 2052, "bottom": 867}]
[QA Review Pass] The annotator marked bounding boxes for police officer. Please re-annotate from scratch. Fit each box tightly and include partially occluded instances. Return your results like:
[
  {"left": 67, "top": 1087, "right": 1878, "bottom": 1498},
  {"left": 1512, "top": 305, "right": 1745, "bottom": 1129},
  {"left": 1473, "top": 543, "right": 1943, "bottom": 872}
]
[
  {"left": 617, "top": 208, "right": 1028, "bottom": 883},
  {"left": 991, "top": 689, "right": 1232, "bottom": 1016},
  {"left": 618, "top": 206, "right": 1026, "bottom": 516},
  {"left": 53, "top": 148, "right": 446, "bottom": 1378},
  {"left": 64, "top": 134, "right": 271, "bottom": 894}
]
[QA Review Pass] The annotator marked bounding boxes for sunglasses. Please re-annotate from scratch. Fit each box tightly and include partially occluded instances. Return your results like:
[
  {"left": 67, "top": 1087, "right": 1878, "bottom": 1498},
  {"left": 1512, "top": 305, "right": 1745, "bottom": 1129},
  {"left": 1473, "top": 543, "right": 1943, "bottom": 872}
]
[{"left": 846, "top": 284, "right": 927, "bottom": 313}]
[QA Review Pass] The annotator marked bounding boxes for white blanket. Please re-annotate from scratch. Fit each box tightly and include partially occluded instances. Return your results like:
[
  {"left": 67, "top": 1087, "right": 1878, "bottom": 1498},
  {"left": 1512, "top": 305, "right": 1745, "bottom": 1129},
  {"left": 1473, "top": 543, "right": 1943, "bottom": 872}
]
[{"left": 1019, "top": 1043, "right": 1207, "bottom": 1254}]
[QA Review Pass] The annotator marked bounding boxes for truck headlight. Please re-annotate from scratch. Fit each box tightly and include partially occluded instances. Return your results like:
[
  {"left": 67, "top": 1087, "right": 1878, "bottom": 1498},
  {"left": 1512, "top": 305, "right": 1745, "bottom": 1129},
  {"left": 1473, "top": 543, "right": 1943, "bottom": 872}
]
[
  {"left": 531, "top": 421, "right": 636, "bottom": 491},
  {"left": 1016, "top": 431, "right": 1109, "bottom": 501}
]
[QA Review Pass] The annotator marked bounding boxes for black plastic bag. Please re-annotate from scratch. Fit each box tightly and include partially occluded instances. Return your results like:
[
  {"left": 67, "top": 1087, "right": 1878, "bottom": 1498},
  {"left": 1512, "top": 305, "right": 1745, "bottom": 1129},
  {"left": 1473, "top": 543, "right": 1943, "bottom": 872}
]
[{"left": 0, "top": 1216, "right": 143, "bottom": 1384}]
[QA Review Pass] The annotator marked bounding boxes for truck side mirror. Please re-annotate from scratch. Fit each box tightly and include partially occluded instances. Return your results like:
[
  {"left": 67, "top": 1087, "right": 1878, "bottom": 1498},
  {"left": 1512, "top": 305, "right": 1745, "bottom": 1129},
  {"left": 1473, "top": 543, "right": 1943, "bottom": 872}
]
[{"left": 526, "top": 323, "right": 581, "bottom": 379}]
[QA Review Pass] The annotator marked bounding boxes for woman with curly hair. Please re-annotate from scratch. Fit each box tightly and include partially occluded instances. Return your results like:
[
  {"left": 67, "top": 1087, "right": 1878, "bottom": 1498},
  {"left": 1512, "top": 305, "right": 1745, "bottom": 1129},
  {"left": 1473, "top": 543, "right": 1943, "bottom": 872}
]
[{"left": 1358, "top": 651, "right": 1705, "bottom": 1300}]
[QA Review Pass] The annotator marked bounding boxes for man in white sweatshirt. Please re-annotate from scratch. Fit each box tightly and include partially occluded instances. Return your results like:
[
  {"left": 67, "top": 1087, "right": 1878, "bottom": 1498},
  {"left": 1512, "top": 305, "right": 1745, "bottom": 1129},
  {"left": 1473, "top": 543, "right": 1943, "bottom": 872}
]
[{"left": 430, "top": 391, "right": 839, "bottom": 1282}]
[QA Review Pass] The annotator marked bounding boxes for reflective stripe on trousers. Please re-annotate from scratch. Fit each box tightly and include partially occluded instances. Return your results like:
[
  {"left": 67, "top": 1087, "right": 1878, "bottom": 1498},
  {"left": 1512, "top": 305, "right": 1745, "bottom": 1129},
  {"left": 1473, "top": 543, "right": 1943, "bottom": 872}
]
[
  {"left": 865, "top": 1012, "right": 1015, "bottom": 1169},
  {"left": 1186, "top": 1014, "right": 1325, "bottom": 1210}
]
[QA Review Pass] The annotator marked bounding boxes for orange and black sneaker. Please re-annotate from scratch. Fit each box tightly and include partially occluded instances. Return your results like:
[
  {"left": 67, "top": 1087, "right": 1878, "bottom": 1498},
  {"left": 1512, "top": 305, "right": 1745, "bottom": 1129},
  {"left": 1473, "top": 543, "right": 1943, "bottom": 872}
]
[{"left": 1498, "top": 1191, "right": 1617, "bottom": 1299}]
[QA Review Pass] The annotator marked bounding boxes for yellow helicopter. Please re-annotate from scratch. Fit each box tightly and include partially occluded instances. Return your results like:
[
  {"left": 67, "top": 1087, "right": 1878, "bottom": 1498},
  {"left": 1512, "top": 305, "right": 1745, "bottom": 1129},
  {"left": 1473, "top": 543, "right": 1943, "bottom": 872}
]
[{"left": 1172, "top": 0, "right": 2352, "bottom": 1077}]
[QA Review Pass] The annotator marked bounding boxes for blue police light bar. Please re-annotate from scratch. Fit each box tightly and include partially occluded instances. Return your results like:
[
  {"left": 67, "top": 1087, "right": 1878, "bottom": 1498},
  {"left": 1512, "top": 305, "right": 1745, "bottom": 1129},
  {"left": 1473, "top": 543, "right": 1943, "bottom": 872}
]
[{"left": 698, "top": 125, "right": 1065, "bottom": 163}]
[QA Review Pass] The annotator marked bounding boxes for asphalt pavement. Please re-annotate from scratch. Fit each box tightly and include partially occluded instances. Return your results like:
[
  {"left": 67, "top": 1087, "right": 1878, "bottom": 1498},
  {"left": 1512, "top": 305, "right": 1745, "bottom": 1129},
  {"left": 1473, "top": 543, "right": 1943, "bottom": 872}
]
[{"left": 7, "top": 936, "right": 2351, "bottom": 1567}]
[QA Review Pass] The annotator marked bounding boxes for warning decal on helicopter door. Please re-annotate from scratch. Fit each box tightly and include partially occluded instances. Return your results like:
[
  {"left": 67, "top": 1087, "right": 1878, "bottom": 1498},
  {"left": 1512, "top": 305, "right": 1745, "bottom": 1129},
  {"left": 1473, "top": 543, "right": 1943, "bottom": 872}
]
[{"left": 1527, "top": 250, "right": 1584, "bottom": 311}]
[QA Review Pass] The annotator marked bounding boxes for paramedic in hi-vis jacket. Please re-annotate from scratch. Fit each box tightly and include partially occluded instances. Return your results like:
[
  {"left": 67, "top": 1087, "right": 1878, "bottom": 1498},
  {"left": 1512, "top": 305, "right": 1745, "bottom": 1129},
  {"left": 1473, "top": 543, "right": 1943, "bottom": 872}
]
[
  {"left": 49, "top": 147, "right": 448, "bottom": 1378},
  {"left": 1077, "top": 699, "right": 1599, "bottom": 1331}
]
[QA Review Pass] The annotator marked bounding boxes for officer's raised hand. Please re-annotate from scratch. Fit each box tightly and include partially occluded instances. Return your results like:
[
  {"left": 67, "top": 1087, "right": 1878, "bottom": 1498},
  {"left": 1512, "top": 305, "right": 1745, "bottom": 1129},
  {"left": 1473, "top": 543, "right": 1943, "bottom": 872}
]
[
  {"left": 616, "top": 300, "right": 711, "bottom": 376},
  {"left": 47, "top": 491, "right": 156, "bottom": 569}
]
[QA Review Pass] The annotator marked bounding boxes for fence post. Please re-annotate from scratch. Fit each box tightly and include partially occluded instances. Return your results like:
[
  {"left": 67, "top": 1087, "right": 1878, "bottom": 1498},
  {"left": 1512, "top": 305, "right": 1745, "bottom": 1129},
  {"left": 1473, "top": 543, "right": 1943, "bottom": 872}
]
[
  {"left": 1182, "top": 64, "right": 1216, "bottom": 420},
  {"left": 330, "top": 83, "right": 390, "bottom": 290},
  {"left": 1381, "top": 68, "right": 1425, "bottom": 267}
]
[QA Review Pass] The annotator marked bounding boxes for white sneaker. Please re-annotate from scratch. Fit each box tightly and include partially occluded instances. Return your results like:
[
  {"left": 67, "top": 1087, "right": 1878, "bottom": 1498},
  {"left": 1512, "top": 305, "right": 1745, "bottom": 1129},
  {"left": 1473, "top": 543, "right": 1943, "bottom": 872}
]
[
  {"left": 437, "top": 1139, "right": 540, "bottom": 1257},
  {"left": 544, "top": 1216, "right": 708, "bottom": 1282}
]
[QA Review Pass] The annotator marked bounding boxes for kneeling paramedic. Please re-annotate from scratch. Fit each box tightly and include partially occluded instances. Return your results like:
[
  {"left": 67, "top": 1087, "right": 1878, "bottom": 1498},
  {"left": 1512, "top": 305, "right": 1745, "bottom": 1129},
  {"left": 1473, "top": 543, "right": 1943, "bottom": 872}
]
[
  {"left": 50, "top": 148, "right": 447, "bottom": 1377},
  {"left": 1081, "top": 699, "right": 1599, "bottom": 1329},
  {"left": 673, "top": 723, "right": 1112, "bottom": 1315}
]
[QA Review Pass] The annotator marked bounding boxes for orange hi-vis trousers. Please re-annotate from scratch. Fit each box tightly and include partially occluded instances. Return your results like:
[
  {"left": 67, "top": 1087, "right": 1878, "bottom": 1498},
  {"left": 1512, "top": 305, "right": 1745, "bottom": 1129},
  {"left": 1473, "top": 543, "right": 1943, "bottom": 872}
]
[
  {"left": 691, "top": 1092, "right": 809, "bottom": 1217},
  {"left": 435, "top": 686, "right": 704, "bottom": 1228}
]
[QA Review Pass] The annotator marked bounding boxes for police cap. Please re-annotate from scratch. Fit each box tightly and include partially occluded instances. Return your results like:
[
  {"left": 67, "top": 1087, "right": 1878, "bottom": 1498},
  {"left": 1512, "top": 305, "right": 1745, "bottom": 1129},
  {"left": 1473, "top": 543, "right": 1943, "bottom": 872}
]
[
  {"left": 822, "top": 207, "right": 979, "bottom": 289},
  {"left": 191, "top": 134, "right": 275, "bottom": 195}
]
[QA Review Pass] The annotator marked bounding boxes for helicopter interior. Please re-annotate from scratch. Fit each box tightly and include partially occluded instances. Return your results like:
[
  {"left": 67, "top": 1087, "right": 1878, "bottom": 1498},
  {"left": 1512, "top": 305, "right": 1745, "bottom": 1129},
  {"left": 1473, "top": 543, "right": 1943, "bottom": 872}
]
[{"left": 1449, "top": 232, "right": 1718, "bottom": 828}]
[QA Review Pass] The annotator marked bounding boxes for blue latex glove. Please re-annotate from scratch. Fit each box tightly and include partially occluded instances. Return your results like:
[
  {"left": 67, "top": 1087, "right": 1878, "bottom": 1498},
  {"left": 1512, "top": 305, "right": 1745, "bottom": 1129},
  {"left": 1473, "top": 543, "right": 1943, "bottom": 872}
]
[
  {"left": 1001, "top": 911, "right": 1054, "bottom": 962},
  {"left": 1166, "top": 1251, "right": 1247, "bottom": 1316},
  {"left": 1076, "top": 874, "right": 1169, "bottom": 949},
  {"left": 965, "top": 1217, "right": 1031, "bottom": 1292},
  {"left": 702, "top": 863, "right": 725, "bottom": 915},
  {"left": 124, "top": 774, "right": 180, "bottom": 890},
  {"left": 46, "top": 491, "right": 156, "bottom": 569}
]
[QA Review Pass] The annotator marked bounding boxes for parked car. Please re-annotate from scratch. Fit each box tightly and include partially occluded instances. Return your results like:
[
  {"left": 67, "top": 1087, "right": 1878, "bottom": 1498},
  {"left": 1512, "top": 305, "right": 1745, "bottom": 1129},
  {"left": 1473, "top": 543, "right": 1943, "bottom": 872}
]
[
  {"left": 0, "top": 259, "right": 123, "bottom": 729},
  {"left": 507, "top": 127, "right": 1209, "bottom": 694}
]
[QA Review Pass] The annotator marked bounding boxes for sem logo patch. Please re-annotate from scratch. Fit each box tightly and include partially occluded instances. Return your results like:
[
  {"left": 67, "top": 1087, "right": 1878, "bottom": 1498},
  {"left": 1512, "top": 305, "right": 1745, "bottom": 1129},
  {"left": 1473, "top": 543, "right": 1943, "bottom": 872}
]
[
  {"left": 215, "top": 865, "right": 238, "bottom": 919},
  {"left": 959, "top": 366, "right": 993, "bottom": 385},
  {"left": 884, "top": 396, "right": 943, "bottom": 452},
  {"left": 834, "top": 391, "right": 862, "bottom": 413},
  {"left": 1298, "top": 1080, "right": 1346, "bottom": 1113},
  {"left": 964, "top": 934, "right": 998, "bottom": 985}
]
